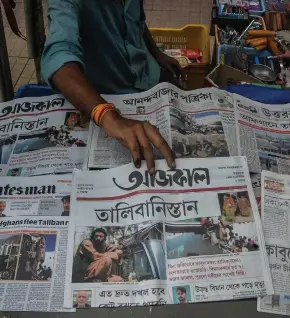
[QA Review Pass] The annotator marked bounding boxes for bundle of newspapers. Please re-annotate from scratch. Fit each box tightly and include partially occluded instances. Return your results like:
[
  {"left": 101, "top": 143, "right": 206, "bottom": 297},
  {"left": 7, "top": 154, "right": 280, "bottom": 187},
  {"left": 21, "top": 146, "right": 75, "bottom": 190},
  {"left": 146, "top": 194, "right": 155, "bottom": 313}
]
[{"left": 0, "top": 83, "right": 289, "bottom": 312}]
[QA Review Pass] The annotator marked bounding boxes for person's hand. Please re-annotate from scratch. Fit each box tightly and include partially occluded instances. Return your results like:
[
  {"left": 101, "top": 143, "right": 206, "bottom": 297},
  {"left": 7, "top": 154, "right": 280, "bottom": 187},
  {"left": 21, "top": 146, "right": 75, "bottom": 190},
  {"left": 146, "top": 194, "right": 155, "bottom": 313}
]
[
  {"left": 155, "top": 51, "right": 183, "bottom": 79},
  {"left": 100, "top": 111, "right": 176, "bottom": 173},
  {"left": 116, "top": 249, "right": 123, "bottom": 257},
  {"left": 278, "top": 50, "right": 290, "bottom": 60}
]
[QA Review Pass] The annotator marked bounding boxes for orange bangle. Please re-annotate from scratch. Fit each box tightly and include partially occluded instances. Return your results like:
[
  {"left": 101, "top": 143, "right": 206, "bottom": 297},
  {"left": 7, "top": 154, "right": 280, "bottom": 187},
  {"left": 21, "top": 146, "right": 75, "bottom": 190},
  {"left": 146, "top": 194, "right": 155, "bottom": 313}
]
[{"left": 91, "top": 103, "right": 115, "bottom": 126}]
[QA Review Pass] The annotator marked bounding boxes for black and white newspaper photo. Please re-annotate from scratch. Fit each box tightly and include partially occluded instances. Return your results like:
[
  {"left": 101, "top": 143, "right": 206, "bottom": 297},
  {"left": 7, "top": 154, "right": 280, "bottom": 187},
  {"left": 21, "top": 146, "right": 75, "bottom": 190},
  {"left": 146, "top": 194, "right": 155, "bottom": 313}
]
[
  {"left": 235, "top": 94, "right": 290, "bottom": 175},
  {"left": 0, "top": 216, "right": 73, "bottom": 312},
  {"left": 64, "top": 157, "right": 273, "bottom": 308},
  {"left": 0, "top": 175, "right": 71, "bottom": 217},
  {"left": 86, "top": 83, "right": 237, "bottom": 169},
  {"left": 0, "top": 94, "right": 90, "bottom": 176},
  {"left": 258, "top": 170, "right": 290, "bottom": 316}
]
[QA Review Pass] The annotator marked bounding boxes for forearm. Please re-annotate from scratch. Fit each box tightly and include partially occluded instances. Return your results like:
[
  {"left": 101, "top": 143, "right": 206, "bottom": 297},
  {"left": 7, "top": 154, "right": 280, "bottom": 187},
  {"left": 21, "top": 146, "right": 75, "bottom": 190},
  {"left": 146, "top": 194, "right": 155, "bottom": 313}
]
[
  {"left": 51, "top": 62, "right": 106, "bottom": 116},
  {"left": 143, "top": 24, "right": 159, "bottom": 59}
]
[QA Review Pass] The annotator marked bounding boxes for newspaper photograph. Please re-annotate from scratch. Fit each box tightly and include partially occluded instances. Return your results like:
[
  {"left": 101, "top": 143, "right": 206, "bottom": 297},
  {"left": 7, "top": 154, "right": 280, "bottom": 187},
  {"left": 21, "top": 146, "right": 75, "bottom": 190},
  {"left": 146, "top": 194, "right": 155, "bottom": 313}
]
[
  {"left": 0, "top": 216, "right": 73, "bottom": 312},
  {"left": 86, "top": 82, "right": 237, "bottom": 169},
  {"left": 235, "top": 94, "right": 290, "bottom": 175},
  {"left": 0, "top": 95, "right": 90, "bottom": 176},
  {"left": 64, "top": 157, "right": 273, "bottom": 308},
  {"left": 258, "top": 170, "right": 290, "bottom": 315},
  {"left": 0, "top": 175, "right": 71, "bottom": 217}
]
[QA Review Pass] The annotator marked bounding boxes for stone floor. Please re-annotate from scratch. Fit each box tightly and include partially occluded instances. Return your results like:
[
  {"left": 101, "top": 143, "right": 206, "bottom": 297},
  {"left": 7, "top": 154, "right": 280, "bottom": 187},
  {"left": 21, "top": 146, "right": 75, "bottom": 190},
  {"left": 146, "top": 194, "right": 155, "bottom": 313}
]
[{"left": 3, "top": 0, "right": 212, "bottom": 93}]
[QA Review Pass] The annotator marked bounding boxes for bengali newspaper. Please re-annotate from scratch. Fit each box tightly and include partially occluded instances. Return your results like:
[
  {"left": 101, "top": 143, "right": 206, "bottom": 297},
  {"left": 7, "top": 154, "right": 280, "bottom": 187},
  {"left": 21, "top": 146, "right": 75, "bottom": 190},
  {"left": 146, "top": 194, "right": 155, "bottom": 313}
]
[
  {"left": 86, "top": 82, "right": 237, "bottom": 169},
  {"left": 0, "top": 216, "right": 73, "bottom": 311},
  {"left": 258, "top": 170, "right": 290, "bottom": 315},
  {"left": 64, "top": 157, "right": 273, "bottom": 308},
  {"left": 235, "top": 94, "right": 290, "bottom": 175},
  {"left": 0, "top": 94, "right": 90, "bottom": 176}
]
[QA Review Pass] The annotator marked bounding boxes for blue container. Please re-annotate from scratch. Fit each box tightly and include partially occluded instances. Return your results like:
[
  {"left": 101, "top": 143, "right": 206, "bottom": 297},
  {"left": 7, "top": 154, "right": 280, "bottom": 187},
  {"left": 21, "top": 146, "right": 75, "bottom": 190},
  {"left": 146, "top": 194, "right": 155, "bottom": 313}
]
[
  {"left": 217, "top": 0, "right": 265, "bottom": 16},
  {"left": 217, "top": 45, "right": 273, "bottom": 69},
  {"left": 14, "top": 84, "right": 55, "bottom": 99}
]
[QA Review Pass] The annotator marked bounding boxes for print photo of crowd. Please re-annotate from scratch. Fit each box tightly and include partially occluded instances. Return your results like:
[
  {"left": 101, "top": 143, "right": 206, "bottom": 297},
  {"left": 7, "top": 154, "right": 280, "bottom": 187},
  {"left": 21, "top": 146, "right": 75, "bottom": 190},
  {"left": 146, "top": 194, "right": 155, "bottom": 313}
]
[
  {"left": 0, "top": 231, "right": 56, "bottom": 281},
  {"left": 13, "top": 126, "right": 87, "bottom": 154},
  {"left": 165, "top": 217, "right": 259, "bottom": 260},
  {"left": 172, "top": 132, "right": 229, "bottom": 158},
  {"left": 72, "top": 222, "right": 166, "bottom": 283},
  {"left": 218, "top": 191, "right": 254, "bottom": 223},
  {"left": 170, "top": 109, "right": 225, "bottom": 136},
  {"left": 170, "top": 108, "right": 229, "bottom": 158}
]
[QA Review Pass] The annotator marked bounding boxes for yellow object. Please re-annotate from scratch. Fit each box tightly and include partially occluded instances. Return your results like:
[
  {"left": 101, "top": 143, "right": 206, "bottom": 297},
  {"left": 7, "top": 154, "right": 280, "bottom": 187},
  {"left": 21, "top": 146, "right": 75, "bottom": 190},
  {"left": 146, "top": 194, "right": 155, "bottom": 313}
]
[
  {"left": 91, "top": 103, "right": 116, "bottom": 126},
  {"left": 150, "top": 24, "right": 210, "bottom": 65}
]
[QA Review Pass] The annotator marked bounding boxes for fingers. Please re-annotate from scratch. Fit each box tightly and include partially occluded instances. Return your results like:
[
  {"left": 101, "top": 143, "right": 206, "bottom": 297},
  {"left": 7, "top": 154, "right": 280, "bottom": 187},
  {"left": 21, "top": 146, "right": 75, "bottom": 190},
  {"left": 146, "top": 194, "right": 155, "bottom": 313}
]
[
  {"left": 126, "top": 135, "right": 142, "bottom": 169},
  {"left": 135, "top": 124, "right": 155, "bottom": 174},
  {"left": 143, "top": 122, "right": 176, "bottom": 169}
]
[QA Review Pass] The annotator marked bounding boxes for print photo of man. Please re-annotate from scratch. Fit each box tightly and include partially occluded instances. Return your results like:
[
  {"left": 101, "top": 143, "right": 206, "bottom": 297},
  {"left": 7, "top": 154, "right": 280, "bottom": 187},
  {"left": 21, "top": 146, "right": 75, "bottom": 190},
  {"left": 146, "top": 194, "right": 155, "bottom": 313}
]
[
  {"left": 73, "top": 290, "right": 91, "bottom": 309},
  {"left": 173, "top": 286, "right": 191, "bottom": 304},
  {"left": 0, "top": 201, "right": 6, "bottom": 217},
  {"left": 72, "top": 227, "right": 123, "bottom": 283},
  {"left": 61, "top": 195, "right": 70, "bottom": 216}
]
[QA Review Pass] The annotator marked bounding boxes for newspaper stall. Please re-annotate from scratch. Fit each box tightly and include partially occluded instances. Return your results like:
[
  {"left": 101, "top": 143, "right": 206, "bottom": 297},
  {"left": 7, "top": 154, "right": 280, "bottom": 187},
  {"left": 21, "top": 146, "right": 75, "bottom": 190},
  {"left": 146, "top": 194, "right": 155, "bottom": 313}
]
[
  {"left": 0, "top": 94, "right": 90, "bottom": 176},
  {"left": 64, "top": 157, "right": 273, "bottom": 308},
  {"left": 86, "top": 83, "right": 237, "bottom": 169},
  {"left": 258, "top": 170, "right": 290, "bottom": 315}
]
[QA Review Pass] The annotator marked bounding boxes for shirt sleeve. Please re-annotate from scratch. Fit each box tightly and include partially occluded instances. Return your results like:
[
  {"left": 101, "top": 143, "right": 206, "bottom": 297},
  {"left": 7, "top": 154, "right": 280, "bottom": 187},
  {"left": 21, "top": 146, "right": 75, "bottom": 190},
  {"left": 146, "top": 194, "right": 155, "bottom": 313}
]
[{"left": 41, "top": 0, "right": 84, "bottom": 86}]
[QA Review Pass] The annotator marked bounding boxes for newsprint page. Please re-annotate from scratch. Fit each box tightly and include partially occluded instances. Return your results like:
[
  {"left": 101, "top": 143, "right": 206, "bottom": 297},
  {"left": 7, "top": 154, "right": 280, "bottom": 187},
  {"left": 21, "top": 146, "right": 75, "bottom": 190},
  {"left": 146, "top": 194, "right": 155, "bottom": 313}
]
[
  {"left": 87, "top": 83, "right": 237, "bottom": 168},
  {"left": 0, "top": 94, "right": 90, "bottom": 176},
  {"left": 0, "top": 176, "right": 74, "bottom": 311},
  {"left": 64, "top": 157, "right": 273, "bottom": 308},
  {"left": 258, "top": 170, "right": 290, "bottom": 315}
]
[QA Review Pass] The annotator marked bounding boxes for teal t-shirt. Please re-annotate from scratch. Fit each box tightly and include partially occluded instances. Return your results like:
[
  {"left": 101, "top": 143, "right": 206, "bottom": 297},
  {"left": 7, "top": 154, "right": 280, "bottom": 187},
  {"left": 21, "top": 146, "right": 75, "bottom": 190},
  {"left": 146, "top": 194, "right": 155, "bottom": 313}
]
[{"left": 41, "top": 0, "right": 160, "bottom": 94}]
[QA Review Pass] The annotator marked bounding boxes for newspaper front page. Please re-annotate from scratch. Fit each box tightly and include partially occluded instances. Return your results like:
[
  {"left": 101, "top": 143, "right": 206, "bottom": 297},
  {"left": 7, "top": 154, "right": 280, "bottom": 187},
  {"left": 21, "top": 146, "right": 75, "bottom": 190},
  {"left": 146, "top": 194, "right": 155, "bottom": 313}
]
[
  {"left": 235, "top": 95, "right": 290, "bottom": 175},
  {"left": 258, "top": 170, "right": 290, "bottom": 315},
  {"left": 64, "top": 157, "right": 273, "bottom": 308},
  {"left": 87, "top": 83, "right": 237, "bottom": 169},
  {"left": 0, "top": 175, "right": 72, "bottom": 217},
  {"left": 0, "top": 94, "right": 90, "bottom": 176},
  {"left": 0, "top": 216, "right": 73, "bottom": 311}
]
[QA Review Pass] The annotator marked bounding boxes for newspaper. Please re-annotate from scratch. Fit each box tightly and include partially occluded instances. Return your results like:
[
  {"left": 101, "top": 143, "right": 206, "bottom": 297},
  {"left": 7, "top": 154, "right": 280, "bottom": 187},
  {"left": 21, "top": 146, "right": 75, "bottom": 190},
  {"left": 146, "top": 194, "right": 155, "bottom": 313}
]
[
  {"left": 0, "top": 94, "right": 90, "bottom": 176},
  {"left": 258, "top": 170, "right": 290, "bottom": 315},
  {"left": 64, "top": 157, "right": 273, "bottom": 308},
  {"left": 235, "top": 94, "right": 290, "bottom": 175},
  {"left": 0, "top": 175, "right": 71, "bottom": 217},
  {"left": 86, "top": 83, "right": 237, "bottom": 169},
  {"left": 0, "top": 216, "right": 73, "bottom": 311},
  {"left": 0, "top": 176, "right": 73, "bottom": 311}
]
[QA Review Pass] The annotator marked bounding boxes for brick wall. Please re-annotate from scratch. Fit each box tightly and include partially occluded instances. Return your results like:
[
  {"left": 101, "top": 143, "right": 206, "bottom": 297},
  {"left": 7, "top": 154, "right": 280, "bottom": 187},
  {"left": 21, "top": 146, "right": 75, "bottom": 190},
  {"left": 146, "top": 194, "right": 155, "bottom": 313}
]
[{"left": 145, "top": 0, "right": 213, "bottom": 29}]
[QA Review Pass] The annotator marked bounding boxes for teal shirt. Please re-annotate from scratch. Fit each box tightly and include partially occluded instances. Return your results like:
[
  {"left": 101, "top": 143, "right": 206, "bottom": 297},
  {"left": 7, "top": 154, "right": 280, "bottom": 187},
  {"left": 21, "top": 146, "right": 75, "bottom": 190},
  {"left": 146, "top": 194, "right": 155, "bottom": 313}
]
[{"left": 41, "top": 0, "right": 160, "bottom": 94}]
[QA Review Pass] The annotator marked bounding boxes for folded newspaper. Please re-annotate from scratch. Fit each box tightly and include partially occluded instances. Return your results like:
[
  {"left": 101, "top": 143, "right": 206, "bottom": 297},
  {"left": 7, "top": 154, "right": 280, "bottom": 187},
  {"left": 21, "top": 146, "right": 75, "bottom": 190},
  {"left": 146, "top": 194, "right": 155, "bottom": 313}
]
[
  {"left": 258, "top": 170, "right": 290, "bottom": 315},
  {"left": 0, "top": 94, "right": 90, "bottom": 176},
  {"left": 0, "top": 175, "right": 73, "bottom": 311},
  {"left": 64, "top": 157, "right": 273, "bottom": 308},
  {"left": 86, "top": 82, "right": 237, "bottom": 168}
]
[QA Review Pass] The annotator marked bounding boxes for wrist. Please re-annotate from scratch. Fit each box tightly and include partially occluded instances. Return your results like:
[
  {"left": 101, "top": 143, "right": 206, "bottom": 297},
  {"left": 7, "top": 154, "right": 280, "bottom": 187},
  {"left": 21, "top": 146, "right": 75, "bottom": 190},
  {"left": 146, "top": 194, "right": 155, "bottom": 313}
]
[
  {"left": 99, "top": 109, "right": 121, "bottom": 129},
  {"left": 91, "top": 103, "right": 116, "bottom": 126}
]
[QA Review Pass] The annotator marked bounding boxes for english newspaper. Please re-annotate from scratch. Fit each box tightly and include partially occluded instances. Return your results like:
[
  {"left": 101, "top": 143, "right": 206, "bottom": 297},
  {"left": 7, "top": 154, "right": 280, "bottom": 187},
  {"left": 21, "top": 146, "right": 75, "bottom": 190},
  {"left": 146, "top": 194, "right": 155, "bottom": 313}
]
[
  {"left": 0, "top": 94, "right": 90, "bottom": 176},
  {"left": 86, "top": 82, "right": 237, "bottom": 168},
  {"left": 258, "top": 170, "right": 290, "bottom": 315},
  {"left": 0, "top": 175, "right": 73, "bottom": 311},
  {"left": 64, "top": 157, "right": 273, "bottom": 308}
]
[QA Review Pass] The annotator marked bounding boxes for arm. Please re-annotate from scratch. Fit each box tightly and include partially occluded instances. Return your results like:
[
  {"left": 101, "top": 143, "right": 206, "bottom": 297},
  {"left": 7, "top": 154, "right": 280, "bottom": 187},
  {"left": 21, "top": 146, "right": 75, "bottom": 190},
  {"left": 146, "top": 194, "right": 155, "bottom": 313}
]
[
  {"left": 41, "top": 0, "right": 175, "bottom": 173},
  {"left": 82, "top": 241, "right": 119, "bottom": 261},
  {"left": 143, "top": 23, "right": 182, "bottom": 77}
]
